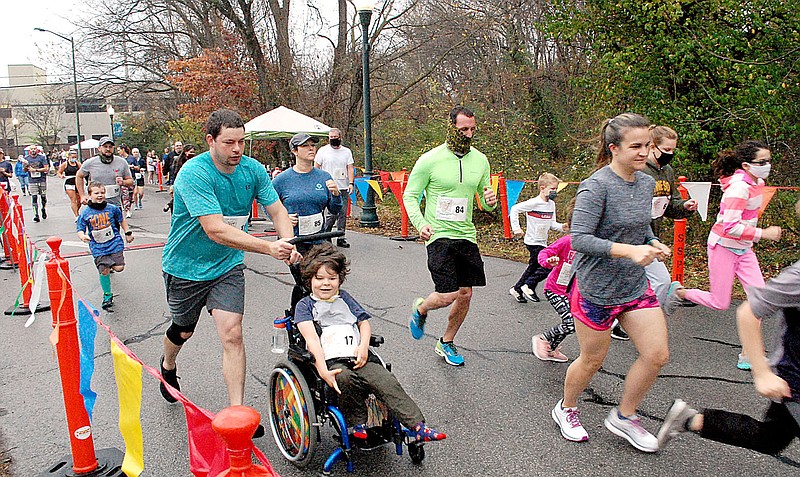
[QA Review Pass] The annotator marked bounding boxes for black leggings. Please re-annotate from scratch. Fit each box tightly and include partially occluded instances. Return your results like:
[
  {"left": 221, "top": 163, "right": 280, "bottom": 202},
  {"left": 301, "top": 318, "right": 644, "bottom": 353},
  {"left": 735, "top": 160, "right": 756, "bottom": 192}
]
[
  {"left": 514, "top": 244, "right": 549, "bottom": 290},
  {"left": 701, "top": 401, "right": 800, "bottom": 454}
]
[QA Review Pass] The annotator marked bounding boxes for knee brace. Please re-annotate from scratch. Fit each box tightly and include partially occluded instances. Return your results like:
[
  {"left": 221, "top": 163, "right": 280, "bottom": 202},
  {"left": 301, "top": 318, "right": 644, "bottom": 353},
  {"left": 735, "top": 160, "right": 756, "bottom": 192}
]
[{"left": 166, "top": 322, "right": 196, "bottom": 346}]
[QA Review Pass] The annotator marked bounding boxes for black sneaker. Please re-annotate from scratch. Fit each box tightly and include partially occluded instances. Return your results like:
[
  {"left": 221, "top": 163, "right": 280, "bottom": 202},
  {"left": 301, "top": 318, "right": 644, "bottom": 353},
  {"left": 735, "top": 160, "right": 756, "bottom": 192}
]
[
  {"left": 509, "top": 287, "right": 527, "bottom": 303},
  {"left": 41, "top": 208, "right": 47, "bottom": 219},
  {"left": 336, "top": 238, "right": 351, "bottom": 248},
  {"left": 101, "top": 295, "right": 114, "bottom": 311},
  {"left": 611, "top": 324, "right": 630, "bottom": 341},
  {"left": 33, "top": 216, "right": 40, "bottom": 223},
  {"left": 159, "top": 356, "right": 180, "bottom": 403}
]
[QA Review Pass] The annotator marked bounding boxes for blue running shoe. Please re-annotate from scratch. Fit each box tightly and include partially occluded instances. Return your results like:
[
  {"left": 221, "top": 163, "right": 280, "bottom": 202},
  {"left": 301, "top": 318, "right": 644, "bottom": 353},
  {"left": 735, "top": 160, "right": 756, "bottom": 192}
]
[
  {"left": 435, "top": 339, "right": 464, "bottom": 366},
  {"left": 352, "top": 424, "right": 368, "bottom": 440},
  {"left": 410, "top": 297, "right": 426, "bottom": 340}
]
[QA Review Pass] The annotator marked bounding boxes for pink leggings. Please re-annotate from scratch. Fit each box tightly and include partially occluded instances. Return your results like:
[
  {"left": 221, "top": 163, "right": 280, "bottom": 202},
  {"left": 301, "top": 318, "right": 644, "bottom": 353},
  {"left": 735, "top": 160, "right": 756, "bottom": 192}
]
[{"left": 683, "top": 244, "right": 765, "bottom": 311}]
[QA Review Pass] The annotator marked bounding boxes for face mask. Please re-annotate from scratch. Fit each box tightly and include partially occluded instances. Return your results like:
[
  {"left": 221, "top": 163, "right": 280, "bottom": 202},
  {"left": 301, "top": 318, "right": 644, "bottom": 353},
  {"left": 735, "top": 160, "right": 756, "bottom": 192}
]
[
  {"left": 88, "top": 200, "right": 107, "bottom": 210},
  {"left": 656, "top": 150, "right": 674, "bottom": 167},
  {"left": 746, "top": 163, "right": 771, "bottom": 179},
  {"left": 446, "top": 123, "right": 472, "bottom": 156},
  {"left": 329, "top": 138, "right": 341, "bottom": 147},
  {"left": 547, "top": 191, "right": 557, "bottom": 201}
]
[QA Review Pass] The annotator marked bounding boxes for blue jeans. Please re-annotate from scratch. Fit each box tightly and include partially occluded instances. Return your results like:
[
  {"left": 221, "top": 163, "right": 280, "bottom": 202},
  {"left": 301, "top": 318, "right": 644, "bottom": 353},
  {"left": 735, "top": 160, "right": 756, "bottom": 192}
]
[{"left": 17, "top": 176, "right": 29, "bottom": 192}]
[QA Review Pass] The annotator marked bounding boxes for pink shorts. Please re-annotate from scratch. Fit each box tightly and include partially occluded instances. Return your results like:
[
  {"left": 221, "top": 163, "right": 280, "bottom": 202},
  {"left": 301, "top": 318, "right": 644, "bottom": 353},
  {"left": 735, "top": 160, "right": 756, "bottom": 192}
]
[{"left": 569, "top": 281, "right": 660, "bottom": 331}]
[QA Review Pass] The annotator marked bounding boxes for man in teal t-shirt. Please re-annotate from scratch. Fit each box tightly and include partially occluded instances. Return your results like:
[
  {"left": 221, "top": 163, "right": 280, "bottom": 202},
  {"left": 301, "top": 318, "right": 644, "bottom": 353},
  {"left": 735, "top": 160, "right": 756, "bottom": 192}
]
[
  {"left": 159, "top": 109, "right": 299, "bottom": 435},
  {"left": 402, "top": 106, "right": 497, "bottom": 366}
]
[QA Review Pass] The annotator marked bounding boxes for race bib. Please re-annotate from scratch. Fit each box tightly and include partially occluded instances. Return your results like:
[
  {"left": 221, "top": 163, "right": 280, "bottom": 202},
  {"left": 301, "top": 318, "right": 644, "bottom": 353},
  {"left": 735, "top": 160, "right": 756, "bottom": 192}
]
[
  {"left": 222, "top": 215, "right": 248, "bottom": 231},
  {"left": 105, "top": 185, "right": 120, "bottom": 198},
  {"left": 556, "top": 261, "right": 573, "bottom": 287},
  {"left": 91, "top": 226, "right": 114, "bottom": 244},
  {"left": 435, "top": 196, "right": 467, "bottom": 222},
  {"left": 320, "top": 324, "right": 360, "bottom": 359},
  {"left": 134, "top": 172, "right": 143, "bottom": 180},
  {"left": 30, "top": 171, "right": 42, "bottom": 178},
  {"left": 298, "top": 212, "right": 324, "bottom": 236},
  {"left": 533, "top": 224, "right": 549, "bottom": 241},
  {"left": 651, "top": 196, "right": 670, "bottom": 219}
]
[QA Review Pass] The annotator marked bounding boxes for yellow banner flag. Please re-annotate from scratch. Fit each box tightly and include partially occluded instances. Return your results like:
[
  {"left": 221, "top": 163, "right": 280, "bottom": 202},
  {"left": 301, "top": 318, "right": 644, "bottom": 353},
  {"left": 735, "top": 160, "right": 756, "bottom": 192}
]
[
  {"left": 490, "top": 176, "right": 499, "bottom": 195},
  {"left": 366, "top": 180, "right": 384, "bottom": 200},
  {"left": 557, "top": 182, "right": 570, "bottom": 192},
  {"left": 111, "top": 340, "right": 145, "bottom": 477}
]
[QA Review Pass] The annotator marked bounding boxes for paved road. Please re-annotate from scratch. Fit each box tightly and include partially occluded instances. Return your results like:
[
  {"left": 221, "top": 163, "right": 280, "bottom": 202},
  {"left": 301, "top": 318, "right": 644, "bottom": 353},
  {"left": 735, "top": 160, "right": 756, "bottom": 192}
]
[{"left": 0, "top": 180, "right": 798, "bottom": 476}]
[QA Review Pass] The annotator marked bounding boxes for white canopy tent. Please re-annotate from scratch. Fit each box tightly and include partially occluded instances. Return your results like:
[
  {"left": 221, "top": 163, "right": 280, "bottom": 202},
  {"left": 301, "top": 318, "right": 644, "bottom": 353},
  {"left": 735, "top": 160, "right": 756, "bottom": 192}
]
[
  {"left": 244, "top": 106, "right": 331, "bottom": 140},
  {"left": 69, "top": 138, "right": 100, "bottom": 150}
]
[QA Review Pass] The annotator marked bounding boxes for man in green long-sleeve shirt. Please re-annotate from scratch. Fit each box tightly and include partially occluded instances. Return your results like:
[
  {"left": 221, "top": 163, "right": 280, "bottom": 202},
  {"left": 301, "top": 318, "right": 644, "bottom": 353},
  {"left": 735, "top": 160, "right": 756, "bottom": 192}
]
[{"left": 402, "top": 106, "right": 497, "bottom": 366}]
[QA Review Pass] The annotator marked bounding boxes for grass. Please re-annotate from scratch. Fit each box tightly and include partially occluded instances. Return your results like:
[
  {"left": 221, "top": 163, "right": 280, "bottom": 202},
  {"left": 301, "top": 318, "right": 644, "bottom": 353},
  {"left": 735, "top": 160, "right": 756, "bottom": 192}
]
[{"left": 349, "top": 194, "right": 800, "bottom": 300}]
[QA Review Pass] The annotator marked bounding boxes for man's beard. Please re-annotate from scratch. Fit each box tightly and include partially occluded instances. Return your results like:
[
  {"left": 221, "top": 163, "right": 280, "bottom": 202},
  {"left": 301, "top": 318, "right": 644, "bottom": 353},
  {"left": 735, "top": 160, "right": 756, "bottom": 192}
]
[{"left": 100, "top": 152, "right": 114, "bottom": 164}]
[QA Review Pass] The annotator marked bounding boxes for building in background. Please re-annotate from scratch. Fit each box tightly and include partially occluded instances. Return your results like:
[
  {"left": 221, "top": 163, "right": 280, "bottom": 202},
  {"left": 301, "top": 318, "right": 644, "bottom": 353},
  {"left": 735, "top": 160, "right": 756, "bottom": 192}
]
[{"left": 0, "top": 64, "right": 174, "bottom": 158}]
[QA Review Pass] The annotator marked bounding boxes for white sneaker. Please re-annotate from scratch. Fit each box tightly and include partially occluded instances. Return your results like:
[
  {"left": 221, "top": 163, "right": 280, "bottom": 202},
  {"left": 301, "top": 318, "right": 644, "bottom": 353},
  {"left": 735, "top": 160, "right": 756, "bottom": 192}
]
[
  {"left": 604, "top": 407, "right": 658, "bottom": 452},
  {"left": 520, "top": 284, "right": 539, "bottom": 302},
  {"left": 552, "top": 399, "right": 588, "bottom": 442},
  {"left": 126, "top": 211, "right": 132, "bottom": 218},
  {"left": 657, "top": 399, "right": 697, "bottom": 448}
]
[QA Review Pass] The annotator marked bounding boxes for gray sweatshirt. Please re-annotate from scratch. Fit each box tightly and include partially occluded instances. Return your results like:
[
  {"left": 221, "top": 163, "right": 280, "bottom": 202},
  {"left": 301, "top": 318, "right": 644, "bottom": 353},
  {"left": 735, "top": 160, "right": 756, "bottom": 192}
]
[{"left": 571, "top": 166, "right": 657, "bottom": 305}]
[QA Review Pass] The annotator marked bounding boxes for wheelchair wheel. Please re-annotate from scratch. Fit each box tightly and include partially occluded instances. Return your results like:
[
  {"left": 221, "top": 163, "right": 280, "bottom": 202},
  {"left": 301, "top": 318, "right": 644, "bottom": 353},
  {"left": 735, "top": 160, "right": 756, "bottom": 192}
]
[
  {"left": 408, "top": 441, "right": 425, "bottom": 464},
  {"left": 268, "top": 361, "right": 318, "bottom": 467}
]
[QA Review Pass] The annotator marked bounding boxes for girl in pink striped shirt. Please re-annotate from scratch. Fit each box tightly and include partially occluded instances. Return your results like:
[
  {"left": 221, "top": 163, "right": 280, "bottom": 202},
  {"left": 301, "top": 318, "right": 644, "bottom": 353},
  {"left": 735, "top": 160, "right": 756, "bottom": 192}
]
[{"left": 671, "top": 141, "right": 782, "bottom": 369}]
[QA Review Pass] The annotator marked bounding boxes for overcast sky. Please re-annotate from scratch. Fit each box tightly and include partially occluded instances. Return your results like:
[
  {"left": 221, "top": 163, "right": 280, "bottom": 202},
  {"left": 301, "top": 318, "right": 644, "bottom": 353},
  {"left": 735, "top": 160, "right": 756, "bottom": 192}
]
[{"left": 0, "top": 0, "right": 81, "bottom": 86}]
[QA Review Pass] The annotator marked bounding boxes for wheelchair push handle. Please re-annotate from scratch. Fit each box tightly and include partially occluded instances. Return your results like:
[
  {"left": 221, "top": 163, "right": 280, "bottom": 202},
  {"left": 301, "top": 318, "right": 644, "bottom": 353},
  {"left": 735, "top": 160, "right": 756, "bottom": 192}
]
[{"left": 287, "top": 230, "right": 345, "bottom": 245}]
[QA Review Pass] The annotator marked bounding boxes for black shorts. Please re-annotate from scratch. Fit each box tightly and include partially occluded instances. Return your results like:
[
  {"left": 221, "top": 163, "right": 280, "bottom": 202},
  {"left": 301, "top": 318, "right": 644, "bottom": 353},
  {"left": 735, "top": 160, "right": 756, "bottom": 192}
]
[
  {"left": 94, "top": 251, "right": 125, "bottom": 273},
  {"left": 426, "top": 238, "right": 486, "bottom": 293},
  {"left": 163, "top": 264, "right": 245, "bottom": 327}
]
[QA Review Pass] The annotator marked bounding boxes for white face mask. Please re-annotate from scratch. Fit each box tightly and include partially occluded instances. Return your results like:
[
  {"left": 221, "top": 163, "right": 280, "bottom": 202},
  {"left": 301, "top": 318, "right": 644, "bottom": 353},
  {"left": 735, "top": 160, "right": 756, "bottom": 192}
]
[{"left": 746, "top": 162, "right": 771, "bottom": 179}]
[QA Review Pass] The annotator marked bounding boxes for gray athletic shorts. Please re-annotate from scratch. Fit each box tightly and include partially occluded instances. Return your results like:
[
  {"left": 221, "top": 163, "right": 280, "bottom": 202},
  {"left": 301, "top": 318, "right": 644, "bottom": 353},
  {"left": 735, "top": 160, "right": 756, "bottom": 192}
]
[
  {"left": 163, "top": 264, "right": 246, "bottom": 327},
  {"left": 94, "top": 251, "right": 125, "bottom": 273},
  {"left": 29, "top": 182, "right": 47, "bottom": 196}
]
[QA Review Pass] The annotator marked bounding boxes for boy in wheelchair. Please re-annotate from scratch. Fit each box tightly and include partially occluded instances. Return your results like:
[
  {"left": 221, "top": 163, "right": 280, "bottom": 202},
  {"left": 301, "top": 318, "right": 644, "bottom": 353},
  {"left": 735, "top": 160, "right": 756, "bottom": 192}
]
[{"left": 294, "top": 243, "right": 446, "bottom": 444}]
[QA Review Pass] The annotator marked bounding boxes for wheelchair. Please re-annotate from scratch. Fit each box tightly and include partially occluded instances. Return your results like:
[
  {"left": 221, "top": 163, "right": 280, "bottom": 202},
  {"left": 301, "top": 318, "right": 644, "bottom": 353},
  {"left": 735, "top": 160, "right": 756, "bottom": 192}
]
[{"left": 267, "top": 232, "right": 427, "bottom": 474}]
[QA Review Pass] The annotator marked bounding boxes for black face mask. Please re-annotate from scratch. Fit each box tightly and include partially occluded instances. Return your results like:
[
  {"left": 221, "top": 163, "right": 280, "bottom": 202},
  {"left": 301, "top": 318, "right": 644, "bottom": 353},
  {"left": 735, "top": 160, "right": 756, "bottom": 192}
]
[
  {"left": 655, "top": 147, "right": 674, "bottom": 167},
  {"left": 547, "top": 191, "right": 557, "bottom": 201},
  {"left": 329, "top": 138, "right": 341, "bottom": 147},
  {"left": 88, "top": 200, "right": 107, "bottom": 210}
]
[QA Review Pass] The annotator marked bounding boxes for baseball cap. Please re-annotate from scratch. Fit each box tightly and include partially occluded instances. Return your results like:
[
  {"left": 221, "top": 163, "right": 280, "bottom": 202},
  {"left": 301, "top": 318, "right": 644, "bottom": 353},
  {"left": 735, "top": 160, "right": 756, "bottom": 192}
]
[
  {"left": 99, "top": 136, "right": 115, "bottom": 146},
  {"left": 289, "top": 133, "right": 318, "bottom": 149}
]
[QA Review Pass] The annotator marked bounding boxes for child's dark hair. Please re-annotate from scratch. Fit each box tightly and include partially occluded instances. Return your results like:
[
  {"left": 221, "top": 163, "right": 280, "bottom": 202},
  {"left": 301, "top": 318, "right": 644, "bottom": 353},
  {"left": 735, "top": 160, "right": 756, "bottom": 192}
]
[
  {"left": 564, "top": 197, "right": 576, "bottom": 228},
  {"left": 299, "top": 243, "right": 350, "bottom": 290},
  {"left": 712, "top": 140, "right": 769, "bottom": 179},
  {"left": 595, "top": 113, "right": 651, "bottom": 170}
]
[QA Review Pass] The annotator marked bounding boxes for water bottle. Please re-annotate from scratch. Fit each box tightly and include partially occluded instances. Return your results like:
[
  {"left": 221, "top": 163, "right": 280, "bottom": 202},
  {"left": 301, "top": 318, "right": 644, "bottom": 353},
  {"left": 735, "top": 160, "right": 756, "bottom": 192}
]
[{"left": 271, "top": 320, "right": 287, "bottom": 354}]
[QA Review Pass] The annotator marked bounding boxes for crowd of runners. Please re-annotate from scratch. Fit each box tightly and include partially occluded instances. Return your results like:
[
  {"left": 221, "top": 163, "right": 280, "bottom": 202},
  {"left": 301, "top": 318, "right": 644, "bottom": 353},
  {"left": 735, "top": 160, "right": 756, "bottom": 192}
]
[{"left": 8, "top": 106, "right": 798, "bottom": 458}]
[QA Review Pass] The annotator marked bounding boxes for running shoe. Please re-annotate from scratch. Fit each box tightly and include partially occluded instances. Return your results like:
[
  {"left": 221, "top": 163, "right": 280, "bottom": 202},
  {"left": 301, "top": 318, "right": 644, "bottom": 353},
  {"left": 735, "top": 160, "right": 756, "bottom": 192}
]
[
  {"left": 604, "top": 407, "right": 658, "bottom": 452},
  {"left": 532, "top": 335, "right": 568, "bottom": 362},
  {"left": 611, "top": 324, "right": 630, "bottom": 341},
  {"left": 435, "top": 339, "right": 464, "bottom": 366},
  {"left": 520, "top": 284, "right": 540, "bottom": 302},
  {"left": 159, "top": 356, "right": 180, "bottom": 403},
  {"left": 737, "top": 353, "right": 751, "bottom": 371},
  {"left": 101, "top": 295, "right": 114, "bottom": 311},
  {"left": 406, "top": 422, "right": 446, "bottom": 442},
  {"left": 33, "top": 215, "right": 40, "bottom": 223},
  {"left": 509, "top": 287, "right": 527, "bottom": 303},
  {"left": 551, "top": 399, "right": 588, "bottom": 442},
  {"left": 126, "top": 211, "right": 132, "bottom": 218},
  {"left": 352, "top": 424, "right": 368, "bottom": 440},
  {"left": 336, "top": 238, "right": 351, "bottom": 248},
  {"left": 657, "top": 399, "right": 698, "bottom": 448},
  {"left": 662, "top": 281, "right": 684, "bottom": 318},
  {"left": 409, "top": 297, "right": 427, "bottom": 340}
]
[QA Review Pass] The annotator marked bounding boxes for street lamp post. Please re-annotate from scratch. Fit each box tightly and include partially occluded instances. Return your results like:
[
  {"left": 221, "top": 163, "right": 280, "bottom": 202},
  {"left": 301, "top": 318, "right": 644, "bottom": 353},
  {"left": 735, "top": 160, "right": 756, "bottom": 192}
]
[
  {"left": 34, "top": 28, "right": 82, "bottom": 160},
  {"left": 11, "top": 118, "right": 19, "bottom": 158},
  {"left": 355, "top": 0, "right": 379, "bottom": 227},
  {"left": 106, "top": 105, "right": 115, "bottom": 139}
]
